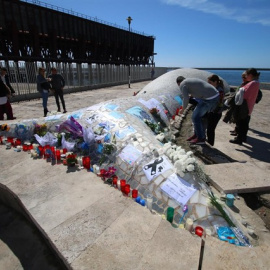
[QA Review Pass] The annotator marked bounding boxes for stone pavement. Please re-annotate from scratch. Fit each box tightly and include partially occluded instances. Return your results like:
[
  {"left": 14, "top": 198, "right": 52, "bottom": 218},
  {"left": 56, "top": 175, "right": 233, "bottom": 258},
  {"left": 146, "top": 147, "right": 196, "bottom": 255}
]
[{"left": 1, "top": 82, "right": 270, "bottom": 269}]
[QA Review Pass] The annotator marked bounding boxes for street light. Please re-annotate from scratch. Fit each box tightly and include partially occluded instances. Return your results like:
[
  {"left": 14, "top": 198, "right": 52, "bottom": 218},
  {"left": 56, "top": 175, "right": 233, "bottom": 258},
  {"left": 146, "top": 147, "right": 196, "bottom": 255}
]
[{"left": 126, "top": 16, "right": 132, "bottom": 88}]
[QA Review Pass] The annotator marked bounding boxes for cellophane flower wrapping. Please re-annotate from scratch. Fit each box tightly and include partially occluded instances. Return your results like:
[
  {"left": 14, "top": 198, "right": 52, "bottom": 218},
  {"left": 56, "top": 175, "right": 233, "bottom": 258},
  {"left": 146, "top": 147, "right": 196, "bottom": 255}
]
[
  {"left": 57, "top": 116, "right": 83, "bottom": 138},
  {"left": 34, "top": 132, "right": 58, "bottom": 146}
]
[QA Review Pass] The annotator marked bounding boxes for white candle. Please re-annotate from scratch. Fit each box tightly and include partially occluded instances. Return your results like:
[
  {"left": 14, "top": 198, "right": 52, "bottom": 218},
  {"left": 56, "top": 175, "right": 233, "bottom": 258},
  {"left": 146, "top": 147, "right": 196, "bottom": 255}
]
[
  {"left": 146, "top": 194, "right": 153, "bottom": 212},
  {"left": 185, "top": 218, "right": 193, "bottom": 232}
]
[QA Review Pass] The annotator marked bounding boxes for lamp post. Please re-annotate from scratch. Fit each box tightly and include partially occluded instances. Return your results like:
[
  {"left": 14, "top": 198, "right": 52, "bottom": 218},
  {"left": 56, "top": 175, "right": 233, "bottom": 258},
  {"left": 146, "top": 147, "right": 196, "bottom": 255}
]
[{"left": 126, "top": 16, "right": 132, "bottom": 88}]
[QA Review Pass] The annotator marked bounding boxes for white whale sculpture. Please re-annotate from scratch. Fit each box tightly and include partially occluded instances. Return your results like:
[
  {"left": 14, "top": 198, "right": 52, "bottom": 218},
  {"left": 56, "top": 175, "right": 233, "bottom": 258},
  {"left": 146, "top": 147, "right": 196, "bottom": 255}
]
[{"left": 1, "top": 68, "right": 246, "bottom": 243}]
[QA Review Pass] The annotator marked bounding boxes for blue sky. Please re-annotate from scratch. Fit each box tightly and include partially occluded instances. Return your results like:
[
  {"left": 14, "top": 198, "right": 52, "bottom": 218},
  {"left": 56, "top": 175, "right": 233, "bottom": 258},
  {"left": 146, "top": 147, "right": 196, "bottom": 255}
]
[{"left": 41, "top": 0, "right": 270, "bottom": 68}]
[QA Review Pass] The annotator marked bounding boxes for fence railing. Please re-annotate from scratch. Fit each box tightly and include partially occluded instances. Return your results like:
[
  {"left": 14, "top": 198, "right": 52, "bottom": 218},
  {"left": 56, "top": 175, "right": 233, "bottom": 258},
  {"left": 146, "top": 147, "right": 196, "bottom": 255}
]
[{"left": 0, "top": 60, "right": 169, "bottom": 102}]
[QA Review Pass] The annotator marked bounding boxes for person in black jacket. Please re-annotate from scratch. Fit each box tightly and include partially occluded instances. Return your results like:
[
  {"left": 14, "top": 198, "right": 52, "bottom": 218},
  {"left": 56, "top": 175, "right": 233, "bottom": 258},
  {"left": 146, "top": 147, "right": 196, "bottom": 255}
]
[
  {"left": 0, "top": 67, "right": 15, "bottom": 120},
  {"left": 0, "top": 67, "right": 15, "bottom": 96},
  {"left": 48, "top": 68, "right": 67, "bottom": 113},
  {"left": 36, "top": 67, "right": 52, "bottom": 117}
]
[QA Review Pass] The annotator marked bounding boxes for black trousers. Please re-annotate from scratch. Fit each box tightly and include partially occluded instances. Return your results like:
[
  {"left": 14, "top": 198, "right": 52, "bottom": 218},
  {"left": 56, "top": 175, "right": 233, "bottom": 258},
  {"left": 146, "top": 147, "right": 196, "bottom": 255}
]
[
  {"left": 207, "top": 112, "right": 222, "bottom": 146},
  {"left": 236, "top": 115, "right": 250, "bottom": 142},
  {"left": 54, "top": 89, "right": 66, "bottom": 111}
]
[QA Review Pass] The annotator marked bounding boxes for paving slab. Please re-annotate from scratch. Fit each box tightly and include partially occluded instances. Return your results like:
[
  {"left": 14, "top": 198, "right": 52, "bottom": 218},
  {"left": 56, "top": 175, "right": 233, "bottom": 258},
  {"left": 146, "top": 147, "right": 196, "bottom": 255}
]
[
  {"left": 70, "top": 202, "right": 201, "bottom": 270},
  {"left": 138, "top": 221, "right": 201, "bottom": 270},
  {"left": 204, "top": 161, "right": 270, "bottom": 194},
  {"left": 49, "top": 192, "right": 131, "bottom": 264},
  {"left": 202, "top": 236, "right": 270, "bottom": 270}
]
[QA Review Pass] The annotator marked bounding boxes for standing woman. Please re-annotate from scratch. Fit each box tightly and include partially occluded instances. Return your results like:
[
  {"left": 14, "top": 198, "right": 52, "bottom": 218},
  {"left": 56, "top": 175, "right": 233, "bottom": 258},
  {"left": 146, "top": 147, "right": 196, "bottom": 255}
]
[
  {"left": 206, "top": 74, "right": 225, "bottom": 146},
  {"left": 230, "top": 68, "right": 260, "bottom": 145},
  {"left": 36, "top": 67, "right": 51, "bottom": 117}
]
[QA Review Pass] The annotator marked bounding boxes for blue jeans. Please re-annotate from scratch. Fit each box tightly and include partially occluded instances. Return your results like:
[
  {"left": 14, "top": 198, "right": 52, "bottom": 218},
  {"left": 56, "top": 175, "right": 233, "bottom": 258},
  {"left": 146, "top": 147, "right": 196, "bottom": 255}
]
[
  {"left": 192, "top": 97, "right": 219, "bottom": 139},
  {"left": 41, "top": 90, "right": 49, "bottom": 109}
]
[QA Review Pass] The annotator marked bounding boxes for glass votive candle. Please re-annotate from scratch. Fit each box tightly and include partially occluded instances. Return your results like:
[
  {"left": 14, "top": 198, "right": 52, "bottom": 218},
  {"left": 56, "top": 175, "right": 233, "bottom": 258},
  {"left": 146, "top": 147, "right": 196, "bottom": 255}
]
[
  {"left": 6, "top": 142, "right": 11, "bottom": 149},
  {"left": 15, "top": 139, "right": 22, "bottom": 146},
  {"left": 83, "top": 156, "right": 91, "bottom": 170},
  {"left": 112, "top": 175, "right": 118, "bottom": 186},
  {"left": 120, "top": 179, "right": 126, "bottom": 192},
  {"left": 185, "top": 218, "right": 194, "bottom": 232},
  {"left": 132, "top": 189, "right": 138, "bottom": 199},
  {"left": 166, "top": 207, "right": 174, "bottom": 223},
  {"left": 62, "top": 148, "right": 67, "bottom": 154},
  {"left": 23, "top": 144, "right": 28, "bottom": 151},
  {"left": 146, "top": 194, "right": 153, "bottom": 212},
  {"left": 195, "top": 226, "right": 204, "bottom": 237},
  {"left": 56, "top": 150, "right": 61, "bottom": 161},
  {"left": 28, "top": 143, "right": 34, "bottom": 151},
  {"left": 140, "top": 199, "right": 146, "bottom": 206},
  {"left": 7, "top": 137, "right": 13, "bottom": 143},
  {"left": 38, "top": 145, "right": 44, "bottom": 157},
  {"left": 124, "top": 184, "right": 130, "bottom": 195}
]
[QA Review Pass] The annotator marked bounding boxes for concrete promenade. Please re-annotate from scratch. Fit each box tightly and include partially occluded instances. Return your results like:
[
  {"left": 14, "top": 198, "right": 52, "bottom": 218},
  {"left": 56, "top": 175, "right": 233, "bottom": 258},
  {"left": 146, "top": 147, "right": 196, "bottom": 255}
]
[{"left": 1, "top": 81, "right": 270, "bottom": 269}]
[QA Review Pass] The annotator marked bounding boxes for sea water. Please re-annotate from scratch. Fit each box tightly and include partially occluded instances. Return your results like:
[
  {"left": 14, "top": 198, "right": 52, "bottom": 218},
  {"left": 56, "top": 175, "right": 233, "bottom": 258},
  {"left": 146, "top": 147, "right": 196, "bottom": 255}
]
[{"left": 206, "top": 69, "right": 270, "bottom": 86}]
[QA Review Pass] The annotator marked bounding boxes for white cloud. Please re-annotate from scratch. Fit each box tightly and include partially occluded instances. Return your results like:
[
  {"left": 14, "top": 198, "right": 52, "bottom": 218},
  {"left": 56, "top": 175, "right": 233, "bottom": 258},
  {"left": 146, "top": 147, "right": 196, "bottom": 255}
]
[{"left": 163, "top": 0, "right": 270, "bottom": 26}]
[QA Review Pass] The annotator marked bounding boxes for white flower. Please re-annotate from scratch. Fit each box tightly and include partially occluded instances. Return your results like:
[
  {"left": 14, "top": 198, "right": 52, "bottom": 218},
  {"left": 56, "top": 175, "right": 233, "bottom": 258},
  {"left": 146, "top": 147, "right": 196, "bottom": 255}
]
[
  {"left": 174, "top": 160, "right": 183, "bottom": 170},
  {"left": 170, "top": 152, "right": 175, "bottom": 160},
  {"left": 156, "top": 133, "right": 165, "bottom": 142},
  {"left": 187, "top": 164, "right": 195, "bottom": 172},
  {"left": 186, "top": 157, "right": 196, "bottom": 164},
  {"left": 186, "top": 151, "right": 193, "bottom": 156},
  {"left": 178, "top": 149, "right": 186, "bottom": 155}
]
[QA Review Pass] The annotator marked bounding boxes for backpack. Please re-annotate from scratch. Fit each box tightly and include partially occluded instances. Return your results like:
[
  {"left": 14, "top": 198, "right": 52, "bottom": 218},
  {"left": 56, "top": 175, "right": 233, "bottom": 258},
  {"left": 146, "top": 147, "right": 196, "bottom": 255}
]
[{"left": 256, "top": 89, "right": 263, "bottom": 104}]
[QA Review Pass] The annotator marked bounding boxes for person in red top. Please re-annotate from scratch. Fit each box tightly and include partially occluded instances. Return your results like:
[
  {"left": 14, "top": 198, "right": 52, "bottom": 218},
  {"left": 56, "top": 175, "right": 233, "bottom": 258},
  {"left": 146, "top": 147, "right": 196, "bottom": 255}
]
[{"left": 230, "top": 68, "right": 260, "bottom": 145}]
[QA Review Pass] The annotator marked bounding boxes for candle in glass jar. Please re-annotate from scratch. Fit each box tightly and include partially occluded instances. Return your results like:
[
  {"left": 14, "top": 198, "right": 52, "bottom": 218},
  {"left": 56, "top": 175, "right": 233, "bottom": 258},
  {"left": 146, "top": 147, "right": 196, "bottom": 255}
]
[
  {"left": 124, "top": 184, "right": 130, "bottom": 195},
  {"left": 112, "top": 175, "right": 118, "bottom": 186},
  {"left": 146, "top": 194, "right": 153, "bottom": 212},
  {"left": 120, "top": 179, "right": 126, "bottom": 192},
  {"left": 132, "top": 189, "right": 138, "bottom": 199},
  {"left": 56, "top": 150, "right": 61, "bottom": 161}
]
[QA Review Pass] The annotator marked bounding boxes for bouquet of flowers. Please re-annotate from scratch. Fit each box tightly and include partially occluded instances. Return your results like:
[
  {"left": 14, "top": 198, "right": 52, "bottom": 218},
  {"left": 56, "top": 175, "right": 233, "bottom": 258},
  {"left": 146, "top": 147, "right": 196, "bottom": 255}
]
[
  {"left": 66, "top": 152, "right": 77, "bottom": 165},
  {"left": 34, "top": 123, "right": 48, "bottom": 137}
]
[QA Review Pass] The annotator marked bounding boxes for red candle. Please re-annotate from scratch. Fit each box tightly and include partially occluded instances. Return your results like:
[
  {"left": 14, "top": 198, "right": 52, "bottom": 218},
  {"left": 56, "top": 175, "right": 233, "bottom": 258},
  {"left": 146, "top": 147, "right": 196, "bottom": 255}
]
[
  {"left": 195, "top": 226, "right": 204, "bottom": 237},
  {"left": 56, "top": 150, "right": 61, "bottom": 160},
  {"left": 132, "top": 189, "right": 138, "bottom": 198},
  {"left": 112, "top": 175, "right": 118, "bottom": 186},
  {"left": 15, "top": 139, "right": 22, "bottom": 146},
  {"left": 62, "top": 148, "right": 67, "bottom": 154},
  {"left": 23, "top": 144, "right": 28, "bottom": 151},
  {"left": 7, "top": 137, "right": 13, "bottom": 143},
  {"left": 82, "top": 156, "right": 91, "bottom": 170},
  {"left": 124, "top": 184, "right": 130, "bottom": 195},
  {"left": 120, "top": 179, "right": 126, "bottom": 192},
  {"left": 38, "top": 145, "right": 43, "bottom": 157}
]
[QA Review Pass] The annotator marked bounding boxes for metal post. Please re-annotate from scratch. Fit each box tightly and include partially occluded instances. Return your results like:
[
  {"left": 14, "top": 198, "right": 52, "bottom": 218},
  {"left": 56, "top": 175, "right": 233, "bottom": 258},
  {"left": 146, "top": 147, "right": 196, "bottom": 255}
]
[{"left": 126, "top": 16, "right": 132, "bottom": 88}]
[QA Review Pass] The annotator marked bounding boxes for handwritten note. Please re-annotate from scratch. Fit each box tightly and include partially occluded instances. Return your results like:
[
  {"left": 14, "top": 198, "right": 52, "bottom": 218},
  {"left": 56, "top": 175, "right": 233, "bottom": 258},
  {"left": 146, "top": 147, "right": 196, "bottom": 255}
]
[{"left": 161, "top": 173, "right": 197, "bottom": 206}]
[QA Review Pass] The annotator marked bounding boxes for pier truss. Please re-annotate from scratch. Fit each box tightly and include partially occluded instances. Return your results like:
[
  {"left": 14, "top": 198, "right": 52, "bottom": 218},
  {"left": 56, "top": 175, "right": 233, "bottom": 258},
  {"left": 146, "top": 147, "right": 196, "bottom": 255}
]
[{"left": 0, "top": 0, "right": 156, "bottom": 66}]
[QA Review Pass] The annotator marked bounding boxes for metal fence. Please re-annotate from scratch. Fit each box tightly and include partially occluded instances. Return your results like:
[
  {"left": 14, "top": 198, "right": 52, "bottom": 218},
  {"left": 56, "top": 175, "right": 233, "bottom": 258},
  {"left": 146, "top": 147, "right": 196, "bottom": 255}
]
[{"left": 0, "top": 60, "right": 169, "bottom": 101}]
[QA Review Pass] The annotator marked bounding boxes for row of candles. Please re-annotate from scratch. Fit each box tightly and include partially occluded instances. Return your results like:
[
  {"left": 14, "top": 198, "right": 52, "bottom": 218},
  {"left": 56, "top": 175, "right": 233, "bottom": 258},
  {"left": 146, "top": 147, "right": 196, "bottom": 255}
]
[
  {"left": 1, "top": 136, "right": 92, "bottom": 169},
  {"left": 110, "top": 176, "right": 155, "bottom": 210}
]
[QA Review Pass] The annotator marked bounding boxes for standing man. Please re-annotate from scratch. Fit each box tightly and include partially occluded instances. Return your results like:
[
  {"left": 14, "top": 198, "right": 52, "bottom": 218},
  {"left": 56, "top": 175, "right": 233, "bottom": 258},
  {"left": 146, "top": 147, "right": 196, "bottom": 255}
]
[
  {"left": 0, "top": 67, "right": 16, "bottom": 120},
  {"left": 176, "top": 76, "right": 219, "bottom": 145},
  {"left": 48, "top": 67, "right": 67, "bottom": 113}
]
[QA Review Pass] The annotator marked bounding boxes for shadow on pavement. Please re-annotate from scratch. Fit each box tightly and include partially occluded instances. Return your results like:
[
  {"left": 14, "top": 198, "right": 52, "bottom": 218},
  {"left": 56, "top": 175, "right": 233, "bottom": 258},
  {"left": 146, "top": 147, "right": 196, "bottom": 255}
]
[{"left": 0, "top": 204, "right": 67, "bottom": 270}]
